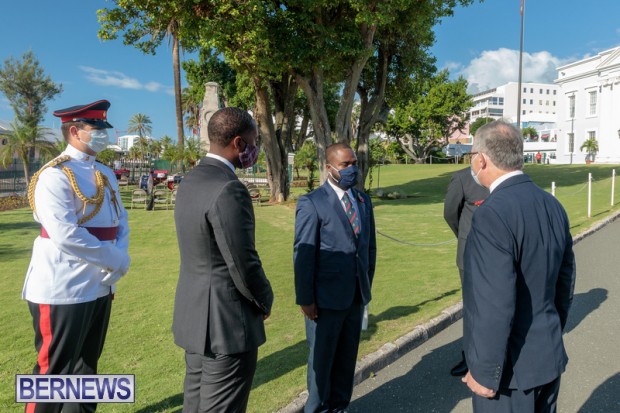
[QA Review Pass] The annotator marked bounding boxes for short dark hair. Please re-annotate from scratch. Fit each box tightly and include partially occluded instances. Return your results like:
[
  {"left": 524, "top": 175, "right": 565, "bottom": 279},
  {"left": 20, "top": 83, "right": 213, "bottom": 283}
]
[
  {"left": 61, "top": 121, "right": 90, "bottom": 141},
  {"left": 207, "top": 107, "right": 256, "bottom": 147},
  {"left": 326, "top": 142, "right": 353, "bottom": 164}
]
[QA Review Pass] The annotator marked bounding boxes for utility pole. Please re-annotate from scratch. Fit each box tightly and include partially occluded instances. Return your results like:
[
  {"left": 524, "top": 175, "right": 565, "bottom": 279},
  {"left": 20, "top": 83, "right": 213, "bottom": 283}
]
[{"left": 516, "top": 0, "right": 525, "bottom": 129}]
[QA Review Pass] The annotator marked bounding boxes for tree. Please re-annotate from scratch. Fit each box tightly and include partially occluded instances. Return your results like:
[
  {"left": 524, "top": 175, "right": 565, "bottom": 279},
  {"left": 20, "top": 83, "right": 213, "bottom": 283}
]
[
  {"left": 127, "top": 113, "right": 153, "bottom": 173},
  {"left": 469, "top": 117, "right": 494, "bottom": 137},
  {"left": 181, "top": 136, "right": 205, "bottom": 168},
  {"left": 0, "top": 122, "right": 59, "bottom": 184},
  {"left": 386, "top": 70, "right": 472, "bottom": 163},
  {"left": 0, "top": 51, "right": 63, "bottom": 128},
  {"left": 96, "top": 148, "right": 116, "bottom": 166},
  {"left": 580, "top": 137, "right": 599, "bottom": 162},
  {"left": 294, "top": 140, "right": 318, "bottom": 192},
  {"left": 522, "top": 126, "right": 538, "bottom": 140},
  {"left": 98, "top": 1, "right": 192, "bottom": 151}
]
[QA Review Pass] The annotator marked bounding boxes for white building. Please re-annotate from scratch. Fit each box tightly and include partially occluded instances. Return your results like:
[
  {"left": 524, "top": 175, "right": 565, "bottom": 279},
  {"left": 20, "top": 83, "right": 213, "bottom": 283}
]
[
  {"left": 117, "top": 134, "right": 153, "bottom": 152},
  {"left": 468, "top": 82, "right": 560, "bottom": 126},
  {"left": 555, "top": 46, "right": 620, "bottom": 164}
]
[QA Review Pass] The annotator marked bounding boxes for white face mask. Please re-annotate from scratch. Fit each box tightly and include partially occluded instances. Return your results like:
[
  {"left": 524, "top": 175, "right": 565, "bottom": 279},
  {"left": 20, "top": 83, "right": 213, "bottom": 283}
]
[
  {"left": 470, "top": 152, "right": 484, "bottom": 187},
  {"left": 79, "top": 129, "right": 109, "bottom": 153}
]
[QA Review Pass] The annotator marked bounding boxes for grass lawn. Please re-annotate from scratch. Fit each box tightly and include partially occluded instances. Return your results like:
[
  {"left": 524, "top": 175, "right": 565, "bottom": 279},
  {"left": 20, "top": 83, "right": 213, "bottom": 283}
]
[{"left": 1, "top": 163, "right": 619, "bottom": 412}]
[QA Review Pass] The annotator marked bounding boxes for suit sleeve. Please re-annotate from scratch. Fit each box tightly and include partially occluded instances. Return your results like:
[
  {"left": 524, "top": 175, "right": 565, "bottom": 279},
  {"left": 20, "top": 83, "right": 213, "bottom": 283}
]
[
  {"left": 555, "top": 217, "right": 576, "bottom": 330},
  {"left": 293, "top": 196, "right": 319, "bottom": 306},
  {"left": 444, "top": 173, "right": 464, "bottom": 237},
  {"left": 464, "top": 206, "right": 516, "bottom": 391},
  {"left": 210, "top": 180, "right": 273, "bottom": 314}
]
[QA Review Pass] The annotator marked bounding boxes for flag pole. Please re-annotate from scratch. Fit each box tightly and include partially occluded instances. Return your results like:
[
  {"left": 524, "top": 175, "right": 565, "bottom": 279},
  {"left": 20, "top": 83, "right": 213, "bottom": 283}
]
[{"left": 516, "top": 0, "right": 525, "bottom": 129}]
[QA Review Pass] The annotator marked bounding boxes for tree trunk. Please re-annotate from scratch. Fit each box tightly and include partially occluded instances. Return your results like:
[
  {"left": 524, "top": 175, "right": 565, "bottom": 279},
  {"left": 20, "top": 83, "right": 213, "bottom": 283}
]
[
  {"left": 254, "top": 81, "right": 289, "bottom": 202},
  {"left": 356, "top": 47, "right": 389, "bottom": 190},
  {"left": 295, "top": 114, "right": 310, "bottom": 150},
  {"left": 295, "top": 69, "right": 332, "bottom": 184},
  {"left": 271, "top": 75, "right": 298, "bottom": 153},
  {"left": 172, "top": 31, "right": 185, "bottom": 152},
  {"left": 334, "top": 22, "right": 377, "bottom": 144}
]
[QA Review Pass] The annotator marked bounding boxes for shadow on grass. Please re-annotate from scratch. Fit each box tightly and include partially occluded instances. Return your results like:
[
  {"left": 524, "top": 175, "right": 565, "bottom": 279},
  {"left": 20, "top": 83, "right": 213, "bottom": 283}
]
[
  {"left": 252, "top": 339, "right": 308, "bottom": 389},
  {"left": 372, "top": 165, "right": 619, "bottom": 207},
  {"left": 362, "top": 289, "right": 460, "bottom": 341},
  {"left": 134, "top": 393, "right": 183, "bottom": 413}
]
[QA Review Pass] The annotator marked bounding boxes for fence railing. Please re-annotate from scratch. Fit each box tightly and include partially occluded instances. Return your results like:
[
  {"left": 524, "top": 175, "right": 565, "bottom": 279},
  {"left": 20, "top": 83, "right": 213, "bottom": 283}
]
[{"left": 0, "top": 160, "right": 41, "bottom": 195}]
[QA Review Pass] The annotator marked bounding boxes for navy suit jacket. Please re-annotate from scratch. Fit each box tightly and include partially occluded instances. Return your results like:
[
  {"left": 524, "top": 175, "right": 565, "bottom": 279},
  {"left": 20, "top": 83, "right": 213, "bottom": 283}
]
[
  {"left": 463, "top": 173, "right": 576, "bottom": 392},
  {"left": 294, "top": 183, "right": 377, "bottom": 310}
]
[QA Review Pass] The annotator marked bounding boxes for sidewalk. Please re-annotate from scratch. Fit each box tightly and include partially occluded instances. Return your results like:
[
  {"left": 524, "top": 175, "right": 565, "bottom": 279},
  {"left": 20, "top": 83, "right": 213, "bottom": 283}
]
[{"left": 278, "top": 210, "right": 620, "bottom": 413}]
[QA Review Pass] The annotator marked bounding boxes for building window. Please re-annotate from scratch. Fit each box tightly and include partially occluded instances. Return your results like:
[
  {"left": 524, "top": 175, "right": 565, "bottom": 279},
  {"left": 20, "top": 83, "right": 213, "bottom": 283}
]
[
  {"left": 530, "top": 88, "right": 533, "bottom": 93},
  {"left": 539, "top": 100, "right": 543, "bottom": 105},
  {"left": 523, "top": 98, "right": 526, "bottom": 104},
  {"left": 546, "top": 89, "right": 550, "bottom": 94},
  {"left": 588, "top": 131, "right": 596, "bottom": 140},
  {"left": 499, "top": 97, "right": 504, "bottom": 105},
  {"left": 540, "top": 88, "right": 543, "bottom": 93},
  {"left": 546, "top": 101, "right": 549, "bottom": 106},
  {"left": 553, "top": 90, "right": 557, "bottom": 95},
  {"left": 568, "top": 133, "right": 575, "bottom": 153},
  {"left": 569, "top": 95, "right": 575, "bottom": 118},
  {"left": 522, "top": 110, "right": 526, "bottom": 115},
  {"left": 530, "top": 99, "right": 533, "bottom": 104},
  {"left": 523, "top": 87, "right": 527, "bottom": 93},
  {"left": 553, "top": 101, "right": 556, "bottom": 106},
  {"left": 589, "top": 91, "right": 597, "bottom": 116}
]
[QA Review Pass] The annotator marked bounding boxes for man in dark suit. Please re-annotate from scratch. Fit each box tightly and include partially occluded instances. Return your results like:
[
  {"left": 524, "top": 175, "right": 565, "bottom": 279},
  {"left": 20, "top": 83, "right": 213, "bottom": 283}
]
[
  {"left": 462, "top": 120, "right": 576, "bottom": 412},
  {"left": 294, "top": 143, "right": 377, "bottom": 413},
  {"left": 444, "top": 168, "right": 489, "bottom": 376},
  {"left": 173, "top": 107, "right": 274, "bottom": 413}
]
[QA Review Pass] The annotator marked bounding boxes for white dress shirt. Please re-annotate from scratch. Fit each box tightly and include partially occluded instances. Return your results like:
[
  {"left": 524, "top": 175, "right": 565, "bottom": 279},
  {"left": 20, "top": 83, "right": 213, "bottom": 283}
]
[
  {"left": 327, "top": 178, "right": 362, "bottom": 232},
  {"left": 490, "top": 170, "right": 524, "bottom": 193}
]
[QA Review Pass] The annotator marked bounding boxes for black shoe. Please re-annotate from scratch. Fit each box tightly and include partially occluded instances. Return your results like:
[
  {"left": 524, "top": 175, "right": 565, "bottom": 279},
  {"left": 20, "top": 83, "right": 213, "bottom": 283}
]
[{"left": 450, "top": 357, "right": 468, "bottom": 377}]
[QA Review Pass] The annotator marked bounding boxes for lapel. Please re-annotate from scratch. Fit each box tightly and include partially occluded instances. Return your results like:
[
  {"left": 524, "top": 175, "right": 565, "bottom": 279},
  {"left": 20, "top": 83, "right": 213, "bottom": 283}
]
[{"left": 323, "top": 183, "right": 358, "bottom": 240}]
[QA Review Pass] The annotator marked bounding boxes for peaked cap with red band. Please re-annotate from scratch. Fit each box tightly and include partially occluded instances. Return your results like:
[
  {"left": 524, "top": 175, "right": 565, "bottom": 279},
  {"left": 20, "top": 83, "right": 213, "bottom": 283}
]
[{"left": 53, "top": 99, "right": 113, "bottom": 129}]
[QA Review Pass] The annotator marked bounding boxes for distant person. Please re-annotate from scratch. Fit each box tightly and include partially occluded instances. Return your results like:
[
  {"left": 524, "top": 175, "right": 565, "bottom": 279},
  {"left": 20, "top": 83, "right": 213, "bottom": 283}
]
[
  {"left": 536, "top": 151, "right": 542, "bottom": 164},
  {"left": 172, "top": 107, "right": 274, "bottom": 412},
  {"left": 443, "top": 167, "right": 489, "bottom": 377},
  {"left": 294, "top": 143, "right": 377, "bottom": 413},
  {"left": 24, "top": 100, "right": 130, "bottom": 413},
  {"left": 462, "top": 120, "right": 576, "bottom": 412}
]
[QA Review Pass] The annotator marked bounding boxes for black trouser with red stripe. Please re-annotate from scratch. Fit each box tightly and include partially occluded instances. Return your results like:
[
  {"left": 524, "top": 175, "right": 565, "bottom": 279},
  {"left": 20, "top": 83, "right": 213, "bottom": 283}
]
[{"left": 26, "top": 295, "right": 112, "bottom": 413}]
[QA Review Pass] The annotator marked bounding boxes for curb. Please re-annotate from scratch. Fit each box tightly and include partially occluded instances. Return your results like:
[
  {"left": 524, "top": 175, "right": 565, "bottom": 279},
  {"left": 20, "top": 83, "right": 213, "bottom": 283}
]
[{"left": 275, "top": 208, "right": 620, "bottom": 413}]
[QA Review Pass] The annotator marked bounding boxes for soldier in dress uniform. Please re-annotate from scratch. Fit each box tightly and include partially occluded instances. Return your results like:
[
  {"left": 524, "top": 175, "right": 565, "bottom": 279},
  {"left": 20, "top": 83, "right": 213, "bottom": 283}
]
[{"left": 23, "top": 100, "right": 130, "bottom": 413}]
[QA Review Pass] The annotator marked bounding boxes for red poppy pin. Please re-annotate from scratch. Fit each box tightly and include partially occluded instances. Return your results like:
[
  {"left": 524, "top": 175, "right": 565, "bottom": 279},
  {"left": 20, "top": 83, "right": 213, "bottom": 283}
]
[{"left": 474, "top": 200, "right": 484, "bottom": 206}]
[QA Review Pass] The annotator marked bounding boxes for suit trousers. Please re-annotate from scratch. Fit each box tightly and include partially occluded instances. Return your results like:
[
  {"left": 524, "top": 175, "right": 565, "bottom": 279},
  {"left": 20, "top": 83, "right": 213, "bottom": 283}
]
[
  {"left": 25, "top": 294, "right": 112, "bottom": 413},
  {"left": 472, "top": 375, "right": 561, "bottom": 413},
  {"left": 183, "top": 349, "right": 258, "bottom": 413},
  {"left": 304, "top": 298, "right": 363, "bottom": 413}
]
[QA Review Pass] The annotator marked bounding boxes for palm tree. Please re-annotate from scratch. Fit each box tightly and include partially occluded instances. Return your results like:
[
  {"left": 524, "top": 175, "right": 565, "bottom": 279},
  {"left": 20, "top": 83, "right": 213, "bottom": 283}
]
[
  {"left": 182, "top": 87, "right": 201, "bottom": 136},
  {"left": 182, "top": 137, "right": 205, "bottom": 168},
  {"left": 580, "top": 137, "right": 599, "bottom": 163},
  {"left": 128, "top": 113, "right": 152, "bottom": 174},
  {"left": 0, "top": 121, "right": 59, "bottom": 184}
]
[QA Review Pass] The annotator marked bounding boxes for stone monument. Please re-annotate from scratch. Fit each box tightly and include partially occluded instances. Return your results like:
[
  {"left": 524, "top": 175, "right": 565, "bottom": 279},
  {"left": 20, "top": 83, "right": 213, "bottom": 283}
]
[{"left": 200, "top": 82, "right": 222, "bottom": 153}]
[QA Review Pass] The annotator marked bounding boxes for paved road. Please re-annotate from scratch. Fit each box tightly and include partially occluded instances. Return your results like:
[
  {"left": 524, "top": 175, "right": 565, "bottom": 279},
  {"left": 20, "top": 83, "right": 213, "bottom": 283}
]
[{"left": 349, "top": 219, "right": 620, "bottom": 413}]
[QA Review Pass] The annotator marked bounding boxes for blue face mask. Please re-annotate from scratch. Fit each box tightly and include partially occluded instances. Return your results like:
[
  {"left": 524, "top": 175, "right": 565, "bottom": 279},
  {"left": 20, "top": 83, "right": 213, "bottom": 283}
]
[{"left": 330, "top": 164, "right": 359, "bottom": 190}]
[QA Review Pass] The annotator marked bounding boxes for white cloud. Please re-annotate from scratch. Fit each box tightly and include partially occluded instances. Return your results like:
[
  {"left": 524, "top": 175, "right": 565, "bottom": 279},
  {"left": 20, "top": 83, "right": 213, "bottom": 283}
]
[
  {"left": 456, "top": 48, "right": 571, "bottom": 94},
  {"left": 79, "top": 66, "right": 173, "bottom": 95}
]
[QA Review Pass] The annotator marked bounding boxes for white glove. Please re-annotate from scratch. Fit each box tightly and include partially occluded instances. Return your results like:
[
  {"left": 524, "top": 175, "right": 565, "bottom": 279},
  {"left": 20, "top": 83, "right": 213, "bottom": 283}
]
[{"left": 101, "top": 269, "right": 125, "bottom": 286}]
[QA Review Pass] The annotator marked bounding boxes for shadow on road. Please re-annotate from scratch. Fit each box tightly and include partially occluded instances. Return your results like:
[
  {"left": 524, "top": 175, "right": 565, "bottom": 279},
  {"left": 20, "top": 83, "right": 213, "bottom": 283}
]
[
  {"left": 578, "top": 372, "right": 620, "bottom": 412},
  {"left": 564, "top": 288, "right": 608, "bottom": 334},
  {"left": 350, "top": 338, "right": 471, "bottom": 412}
]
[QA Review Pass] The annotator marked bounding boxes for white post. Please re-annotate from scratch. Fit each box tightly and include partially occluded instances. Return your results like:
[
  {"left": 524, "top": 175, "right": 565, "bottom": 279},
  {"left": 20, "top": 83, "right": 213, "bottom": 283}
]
[
  {"left": 588, "top": 172, "right": 592, "bottom": 218},
  {"left": 612, "top": 169, "right": 616, "bottom": 206},
  {"left": 551, "top": 181, "right": 556, "bottom": 197}
]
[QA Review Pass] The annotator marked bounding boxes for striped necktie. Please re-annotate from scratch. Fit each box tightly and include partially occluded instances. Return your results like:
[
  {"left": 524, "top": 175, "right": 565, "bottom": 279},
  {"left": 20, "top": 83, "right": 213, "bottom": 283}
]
[{"left": 342, "top": 192, "right": 360, "bottom": 237}]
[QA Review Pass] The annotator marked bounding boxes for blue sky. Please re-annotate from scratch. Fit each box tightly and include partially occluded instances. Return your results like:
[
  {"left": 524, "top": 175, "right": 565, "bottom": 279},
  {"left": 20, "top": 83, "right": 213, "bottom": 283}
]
[{"left": 1, "top": 0, "right": 620, "bottom": 141}]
